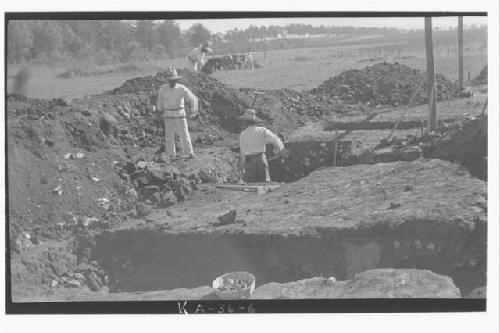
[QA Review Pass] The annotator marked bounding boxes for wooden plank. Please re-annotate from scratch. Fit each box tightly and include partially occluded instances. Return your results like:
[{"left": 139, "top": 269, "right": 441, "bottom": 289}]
[
  {"left": 458, "top": 16, "right": 464, "bottom": 90},
  {"left": 216, "top": 184, "right": 280, "bottom": 194},
  {"left": 425, "top": 17, "right": 437, "bottom": 132}
]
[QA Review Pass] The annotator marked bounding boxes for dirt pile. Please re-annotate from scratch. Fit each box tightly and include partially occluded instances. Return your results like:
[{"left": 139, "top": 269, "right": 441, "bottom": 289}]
[
  {"left": 472, "top": 65, "right": 487, "bottom": 85},
  {"left": 109, "top": 70, "right": 271, "bottom": 134},
  {"left": 109, "top": 69, "right": 368, "bottom": 136},
  {"left": 311, "top": 62, "right": 458, "bottom": 107}
]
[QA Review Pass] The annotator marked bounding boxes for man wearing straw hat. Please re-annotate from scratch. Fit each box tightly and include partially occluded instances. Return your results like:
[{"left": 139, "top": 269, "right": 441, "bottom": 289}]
[
  {"left": 155, "top": 67, "right": 198, "bottom": 161},
  {"left": 186, "top": 40, "right": 213, "bottom": 73},
  {"left": 237, "top": 109, "right": 284, "bottom": 183}
]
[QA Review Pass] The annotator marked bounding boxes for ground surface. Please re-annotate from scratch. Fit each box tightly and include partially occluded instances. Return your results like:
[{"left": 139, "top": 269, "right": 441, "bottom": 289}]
[{"left": 116, "top": 159, "right": 485, "bottom": 236}]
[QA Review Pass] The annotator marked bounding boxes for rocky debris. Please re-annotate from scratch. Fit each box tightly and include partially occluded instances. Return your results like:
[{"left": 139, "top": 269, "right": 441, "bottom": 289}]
[
  {"left": 311, "top": 62, "right": 458, "bottom": 107},
  {"left": 251, "top": 269, "right": 461, "bottom": 299},
  {"left": 120, "top": 162, "right": 195, "bottom": 208},
  {"left": 135, "top": 202, "right": 152, "bottom": 217},
  {"left": 7, "top": 96, "right": 70, "bottom": 119},
  {"left": 471, "top": 65, "right": 487, "bottom": 86},
  {"left": 218, "top": 209, "right": 237, "bottom": 225},
  {"left": 52, "top": 260, "right": 109, "bottom": 292}
]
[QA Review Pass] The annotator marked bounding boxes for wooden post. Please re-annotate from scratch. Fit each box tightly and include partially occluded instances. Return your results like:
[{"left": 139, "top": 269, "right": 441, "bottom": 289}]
[
  {"left": 482, "top": 98, "right": 488, "bottom": 116},
  {"left": 458, "top": 16, "right": 464, "bottom": 90},
  {"left": 425, "top": 17, "right": 437, "bottom": 132},
  {"left": 333, "top": 130, "right": 338, "bottom": 167}
]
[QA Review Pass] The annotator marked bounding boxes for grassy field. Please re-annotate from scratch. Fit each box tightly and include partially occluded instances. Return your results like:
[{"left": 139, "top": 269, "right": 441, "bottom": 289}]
[
  {"left": 7, "top": 38, "right": 487, "bottom": 99},
  {"left": 213, "top": 43, "right": 487, "bottom": 91}
]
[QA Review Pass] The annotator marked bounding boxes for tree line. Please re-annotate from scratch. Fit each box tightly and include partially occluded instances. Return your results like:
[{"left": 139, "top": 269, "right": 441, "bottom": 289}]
[
  {"left": 7, "top": 20, "right": 487, "bottom": 65},
  {"left": 7, "top": 20, "right": 211, "bottom": 65}
]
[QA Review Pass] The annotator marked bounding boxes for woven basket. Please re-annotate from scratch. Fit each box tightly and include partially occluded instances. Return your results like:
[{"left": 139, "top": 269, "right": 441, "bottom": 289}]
[{"left": 212, "top": 271, "right": 256, "bottom": 300}]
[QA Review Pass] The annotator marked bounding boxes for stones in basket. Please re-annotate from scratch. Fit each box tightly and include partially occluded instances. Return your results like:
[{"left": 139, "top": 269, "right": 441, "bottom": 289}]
[{"left": 212, "top": 271, "right": 256, "bottom": 299}]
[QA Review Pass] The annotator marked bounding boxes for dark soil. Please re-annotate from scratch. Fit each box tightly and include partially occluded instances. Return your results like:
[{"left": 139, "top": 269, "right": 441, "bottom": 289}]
[{"left": 311, "top": 62, "right": 458, "bottom": 107}]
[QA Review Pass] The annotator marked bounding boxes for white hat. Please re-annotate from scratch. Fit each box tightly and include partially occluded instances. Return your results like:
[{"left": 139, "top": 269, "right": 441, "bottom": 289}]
[
  {"left": 165, "top": 67, "right": 181, "bottom": 80},
  {"left": 236, "top": 109, "right": 264, "bottom": 123}
]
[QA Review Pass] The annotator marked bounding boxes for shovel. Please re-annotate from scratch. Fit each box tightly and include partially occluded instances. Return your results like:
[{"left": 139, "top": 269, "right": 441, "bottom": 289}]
[
  {"left": 251, "top": 90, "right": 266, "bottom": 108},
  {"left": 266, "top": 148, "right": 290, "bottom": 162}
]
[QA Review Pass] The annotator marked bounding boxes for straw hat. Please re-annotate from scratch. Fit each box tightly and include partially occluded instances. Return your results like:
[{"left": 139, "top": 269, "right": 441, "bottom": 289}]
[
  {"left": 236, "top": 109, "right": 264, "bottom": 124},
  {"left": 165, "top": 67, "right": 181, "bottom": 80}
]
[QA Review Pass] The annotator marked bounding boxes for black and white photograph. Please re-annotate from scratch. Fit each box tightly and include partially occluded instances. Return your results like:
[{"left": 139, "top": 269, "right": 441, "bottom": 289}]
[{"left": 1, "top": 4, "right": 498, "bottom": 324}]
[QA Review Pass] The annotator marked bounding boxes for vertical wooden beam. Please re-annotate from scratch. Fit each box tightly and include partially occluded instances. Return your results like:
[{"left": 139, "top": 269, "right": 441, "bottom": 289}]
[
  {"left": 458, "top": 16, "right": 464, "bottom": 90},
  {"left": 425, "top": 17, "right": 437, "bottom": 132},
  {"left": 333, "top": 130, "right": 338, "bottom": 167}
]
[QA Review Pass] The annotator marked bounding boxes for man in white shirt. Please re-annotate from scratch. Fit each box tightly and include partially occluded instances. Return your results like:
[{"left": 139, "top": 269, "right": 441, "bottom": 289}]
[
  {"left": 245, "top": 53, "right": 254, "bottom": 69},
  {"left": 237, "top": 109, "right": 284, "bottom": 183},
  {"left": 155, "top": 67, "right": 199, "bottom": 160},
  {"left": 186, "top": 41, "right": 213, "bottom": 73}
]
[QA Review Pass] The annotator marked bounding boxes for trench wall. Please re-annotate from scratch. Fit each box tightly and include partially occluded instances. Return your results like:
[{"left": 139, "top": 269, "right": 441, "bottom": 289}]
[{"left": 93, "top": 220, "right": 486, "bottom": 296}]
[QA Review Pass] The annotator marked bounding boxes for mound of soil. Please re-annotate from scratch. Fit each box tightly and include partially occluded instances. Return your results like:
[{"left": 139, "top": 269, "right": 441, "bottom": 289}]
[
  {"left": 109, "top": 69, "right": 367, "bottom": 136},
  {"left": 472, "top": 65, "right": 487, "bottom": 86},
  {"left": 311, "top": 62, "right": 458, "bottom": 107}
]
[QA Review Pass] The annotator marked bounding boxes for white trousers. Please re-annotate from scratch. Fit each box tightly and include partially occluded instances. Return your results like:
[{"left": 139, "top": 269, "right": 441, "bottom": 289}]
[
  {"left": 163, "top": 117, "right": 194, "bottom": 157},
  {"left": 186, "top": 57, "right": 204, "bottom": 73}
]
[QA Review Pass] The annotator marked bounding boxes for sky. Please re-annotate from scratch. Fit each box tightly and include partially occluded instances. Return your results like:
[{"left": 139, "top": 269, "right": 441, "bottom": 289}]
[{"left": 175, "top": 16, "right": 488, "bottom": 33}]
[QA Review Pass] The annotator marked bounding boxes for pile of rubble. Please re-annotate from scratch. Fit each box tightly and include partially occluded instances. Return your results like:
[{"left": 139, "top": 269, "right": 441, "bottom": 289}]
[
  {"left": 7, "top": 94, "right": 70, "bottom": 119},
  {"left": 118, "top": 162, "right": 195, "bottom": 212},
  {"left": 311, "top": 62, "right": 458, "bottom": 107}
]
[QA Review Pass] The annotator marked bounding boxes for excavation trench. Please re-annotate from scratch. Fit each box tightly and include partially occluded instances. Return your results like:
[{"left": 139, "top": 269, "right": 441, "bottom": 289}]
[
  {"left": 96, "top": 115, "right": 487, "bottom": 297},
  {"left": 269, "top": 116, "right": 487, "bottom": 182},
  {"left": 93, "top": 220, "right": 486, "bottom": 296}
]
